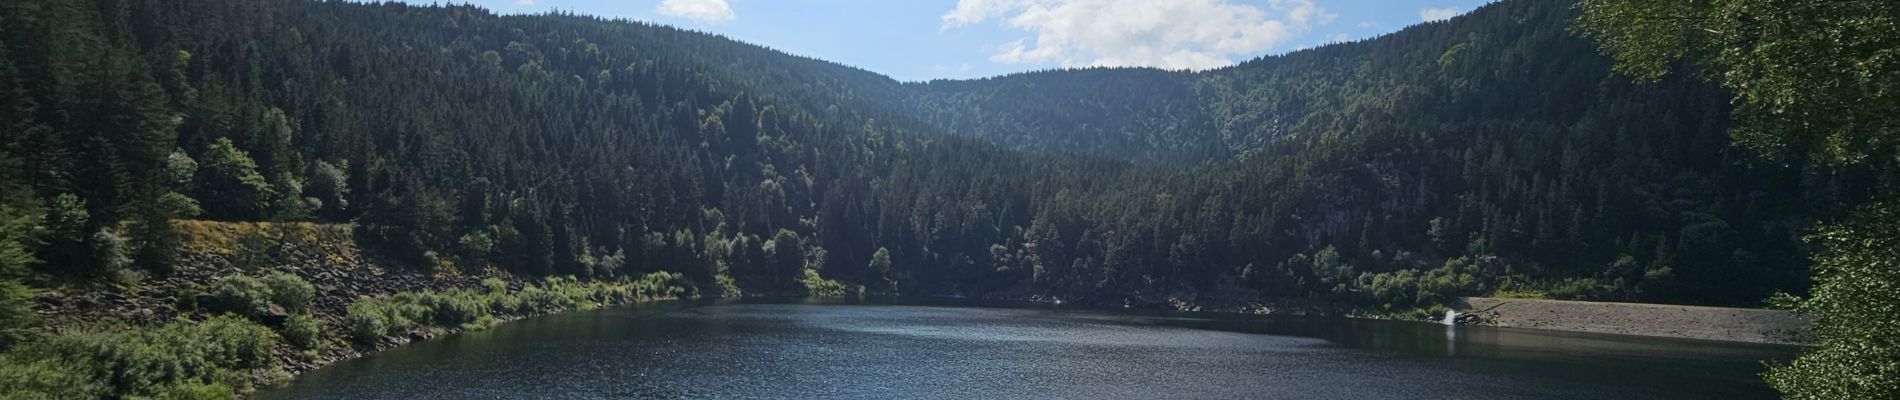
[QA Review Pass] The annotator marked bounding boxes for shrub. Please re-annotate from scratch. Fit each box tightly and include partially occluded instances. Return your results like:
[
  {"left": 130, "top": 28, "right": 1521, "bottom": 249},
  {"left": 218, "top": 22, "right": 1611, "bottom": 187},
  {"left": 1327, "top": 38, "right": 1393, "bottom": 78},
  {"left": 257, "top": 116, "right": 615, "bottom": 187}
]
[
  {"left": 338, "top": 275, "right": 677, "bottom": 344},
  {"left": 1765, "top": 203, "right": 1900, "bottom": 400},
  {"left": 345, "top": 301, "right": 391, "bottom": 345},
  {"left": 461, "top": 315, "right": 501, "bottom": 332},
  {"left": 485, "top": 290, "right": 522, "bottom": 315},
  {"left": 481, "top": 277, "right": 508, "bottom": 294},
  {"left": 712, "top": 274, "right": 742, "bottom": 298},
  {"left": 0, "top": 279, "right": 35, "bottom": 346},
  {"left": 196, "top": 314, "right": 280, "bottom": 370},
  {"left": 515, "top": 286, "right": 561, "bottom": 314},
  {"left": 798, "top": 268, "right": 845, "bottom": 297},
  {"left": 347, "top": 303, "right": 387, "bottom": 343},
  {"left": 1545, "top": 277, "right": 1612, "bottom": 300},
  {"left": 45, "top": 328, "right": 192, "bottom": 396},
  {"left": 424, "top": 292, "right": 485, "bottom": 326},
  {"left": 87, "top": 228, "right": 134, "bottom": 279},
  {"left": 345, "top": 294, "right": 437, "bottom": 345},
  {"left": 157, "top": 192, "right": 203, "bottom": 219},
  {"left": 153, "top": 382, "right": 236, "bottom": 400},
  {"left": 12, "top": 315, "right": 281, "bottom": 398},
  {"left": 1490, "top": 289, "right": 1551, "bottom": 300},
  {"left": 383, "top": 293, "right": 432, "bottom": 327},
  {"left": 281, "top": 313, "right": 322, "bottom": 349},
  {"left": 204, "top": 275, "right": 273, "bottom": 318},
  {"left": 0, "top": 354, "right": 103, "bottom": 399},
  {"left": 633, "top": 271, "right": 694, "bottom": 300},
  {"left": 260, "top": 272, "right": 315, "bottom": 313}
]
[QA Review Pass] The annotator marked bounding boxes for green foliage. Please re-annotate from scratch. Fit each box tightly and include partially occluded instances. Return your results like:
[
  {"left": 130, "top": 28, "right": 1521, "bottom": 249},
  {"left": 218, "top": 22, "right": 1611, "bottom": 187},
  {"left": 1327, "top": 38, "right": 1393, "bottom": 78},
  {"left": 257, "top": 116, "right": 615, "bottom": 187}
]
[
  {"left": 867, "top": 247, "right": 894, "bottom": 291},
  {"left": 152, "top": 382, "right": 237, "bottom": 400},
  {"left": 89, "top": 228, "right": 134, "bottom": 278},
  {"left": 259, "top": 272, "right": 315, "bottom": 313},
  {"left": 280, "top": 313, "right": 322, "bottom": 349},
  {"left": 420, "top": 291, "right": 485, "bottom": 326},
  {"left": 195, "top": 315, "right": 280, "bottom": 370},
  {"left": 798, "top": 268, "right": 846, "bottom": 297},
  {"left": 344, "top": 275, "right": 691, "bottom": 345},
  {"left": 0, "top": 315, "right": 282, "bottom": 399},
  {"left": 711, "top": 274, "right": 742, "bottom": 298},
  {"left": 1354, "top": 258, "right": 1482, "bottom": 312},
  {"left": 159, "top": 191, "right": 203, "bottom": 219},
  {"left": 0, "top": 353, "right": 101, "bottom": 400},
  {"left": 203, "top": 275, "right": 273, "bottom": 318},
  {"left": 201, "top": 272, "right": 313, "bottom": 321},
  {"left": 460, "top": 315, "right": 501, "bottom": 332},
  {"left": 40, "top": 194, "right": 133, "bottom": 278},
  {"left": 481, "top": 277, "right": 509, "bottom": 294},
  {"left": 344, "top": 302, "right": 391, "bottom": 345},
  {"left": 1489, "top": 289, "right": 1551, "bottom": 300},
  {"left": 1283, "top": 247, "right": 1353, "bottom": 296},
  {"left": 343, "top": 293, "right": 435, "bottom": 345},
  {"left": 0, "top": 278, "right": 33, "bottom": 345},
  {"left": 1570, "top": 0, "right": 1709, "bottom": 82},
  {"left": 304, "top": 160, "right": 349, "bottom": 218},
  {"left": 1764, "top": 204, "right": 1900, "bottom": 399},
  {"left": 0, "top": 204, "right": 43, "bottom": 344},
  {"left": 41, "top": 194, "right": 89, "bottom": 269},
  {"left": 631, "top": 271, "right": 693, "bottom": 300},
  {"left": 166, "top": 150, "right": 199, "bottom": 190},
  {"left": 1580, "top": 0, "right": 1900, "bottom": 397},
  {"left": 196, "top": 138, "right": 275, "bottom": 220},
  {"left": 1577, "top": 0, "right": 1900, "bottom": 166}
]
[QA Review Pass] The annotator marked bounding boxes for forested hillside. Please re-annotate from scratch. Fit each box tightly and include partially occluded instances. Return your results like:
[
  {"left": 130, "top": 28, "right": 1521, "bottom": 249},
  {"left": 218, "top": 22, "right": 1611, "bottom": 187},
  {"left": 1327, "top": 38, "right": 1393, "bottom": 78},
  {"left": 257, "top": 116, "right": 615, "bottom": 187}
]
[{"left": 0, "top": 0, "right": 1853, "bottom": 334}]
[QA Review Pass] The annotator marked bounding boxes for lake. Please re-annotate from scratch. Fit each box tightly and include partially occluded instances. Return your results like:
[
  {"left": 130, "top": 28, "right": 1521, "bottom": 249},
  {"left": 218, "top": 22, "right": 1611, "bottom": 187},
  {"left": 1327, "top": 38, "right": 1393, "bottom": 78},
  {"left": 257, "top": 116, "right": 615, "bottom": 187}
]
[{"left": 258, "top": 297, "right": 1797, "bottom": 399}]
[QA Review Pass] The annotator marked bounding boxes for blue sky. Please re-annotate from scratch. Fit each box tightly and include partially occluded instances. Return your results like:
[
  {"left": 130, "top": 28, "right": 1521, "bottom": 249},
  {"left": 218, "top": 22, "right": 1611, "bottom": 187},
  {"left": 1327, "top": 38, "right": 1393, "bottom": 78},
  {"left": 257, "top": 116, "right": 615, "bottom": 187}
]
[{"left": 420, "top": 0, "right": 1494, "bottom": 82}]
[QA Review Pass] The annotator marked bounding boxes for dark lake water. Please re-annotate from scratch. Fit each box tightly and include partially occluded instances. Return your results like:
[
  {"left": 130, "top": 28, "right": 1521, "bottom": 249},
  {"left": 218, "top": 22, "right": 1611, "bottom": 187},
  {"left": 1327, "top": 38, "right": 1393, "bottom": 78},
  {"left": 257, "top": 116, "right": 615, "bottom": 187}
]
[{"left": 258, "top": 298, "right": 1797, "bottom": 399}]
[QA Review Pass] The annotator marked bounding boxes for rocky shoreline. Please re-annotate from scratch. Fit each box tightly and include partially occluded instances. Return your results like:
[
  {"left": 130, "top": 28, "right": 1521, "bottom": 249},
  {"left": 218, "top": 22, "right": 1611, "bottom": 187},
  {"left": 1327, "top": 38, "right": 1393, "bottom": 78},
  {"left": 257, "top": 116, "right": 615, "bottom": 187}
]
[{"left": 26, "top": 221, "right": 626, "bottom": 378}]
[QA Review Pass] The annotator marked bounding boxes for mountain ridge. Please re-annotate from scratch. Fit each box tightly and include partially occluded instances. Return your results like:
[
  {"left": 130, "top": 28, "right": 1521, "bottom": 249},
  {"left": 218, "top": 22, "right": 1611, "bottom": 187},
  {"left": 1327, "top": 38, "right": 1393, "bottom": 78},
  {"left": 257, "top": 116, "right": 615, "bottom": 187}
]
[{"left": 0, "top": 0, "right": 1830, "bottom": 321}]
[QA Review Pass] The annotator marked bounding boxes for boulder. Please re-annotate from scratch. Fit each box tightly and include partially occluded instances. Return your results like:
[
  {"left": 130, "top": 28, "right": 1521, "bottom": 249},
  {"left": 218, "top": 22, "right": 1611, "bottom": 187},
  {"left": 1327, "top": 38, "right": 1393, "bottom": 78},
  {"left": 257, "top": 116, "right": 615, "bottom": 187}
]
[{"left": 260, "top": 303, "right": 291, "bottom": 327}]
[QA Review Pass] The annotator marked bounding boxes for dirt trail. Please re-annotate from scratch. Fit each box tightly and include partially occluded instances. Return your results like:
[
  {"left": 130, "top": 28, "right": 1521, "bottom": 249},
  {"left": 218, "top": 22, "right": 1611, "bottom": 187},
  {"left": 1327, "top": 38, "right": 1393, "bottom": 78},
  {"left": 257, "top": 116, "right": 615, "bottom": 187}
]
[{"left": 1453, "top": 297, "right": 1806, "bottom": 344}]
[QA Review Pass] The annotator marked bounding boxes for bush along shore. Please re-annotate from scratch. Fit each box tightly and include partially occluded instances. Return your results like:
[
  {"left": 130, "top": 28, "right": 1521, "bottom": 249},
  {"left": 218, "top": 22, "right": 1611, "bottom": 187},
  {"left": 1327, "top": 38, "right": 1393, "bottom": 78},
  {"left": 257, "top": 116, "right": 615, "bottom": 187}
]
[
  {"left": 0, "top": 222, "right": 700, "bottom": 399},
  {"left": 2, "top": 271, "right": 695, "bottom": 399}
]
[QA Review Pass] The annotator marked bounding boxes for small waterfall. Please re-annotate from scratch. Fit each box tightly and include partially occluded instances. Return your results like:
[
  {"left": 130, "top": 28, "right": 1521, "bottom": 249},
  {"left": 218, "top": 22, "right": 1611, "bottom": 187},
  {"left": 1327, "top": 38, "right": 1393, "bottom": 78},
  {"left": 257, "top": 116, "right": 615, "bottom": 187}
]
[{"left": 1442, "top": 309, "right": 1459, "bottom": 326}]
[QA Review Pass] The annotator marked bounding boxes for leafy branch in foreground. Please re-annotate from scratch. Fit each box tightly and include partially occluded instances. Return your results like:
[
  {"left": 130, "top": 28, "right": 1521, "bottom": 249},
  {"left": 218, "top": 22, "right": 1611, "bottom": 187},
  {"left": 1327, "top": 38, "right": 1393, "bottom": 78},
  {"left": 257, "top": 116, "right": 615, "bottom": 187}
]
[
  {"left": 1764, "top": 204, "right": 1900, "bottom": 398},
  {"left": 1578, "top": 1, "right": 1900, "bottom": 398}
]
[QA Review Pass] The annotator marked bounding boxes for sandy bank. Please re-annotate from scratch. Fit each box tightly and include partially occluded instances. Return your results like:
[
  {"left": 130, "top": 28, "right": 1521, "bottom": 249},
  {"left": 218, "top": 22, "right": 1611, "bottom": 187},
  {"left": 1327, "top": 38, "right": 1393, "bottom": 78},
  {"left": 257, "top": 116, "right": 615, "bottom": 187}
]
[{"left": 1452, "top": 297, "right": 1806, "bottom": 344}]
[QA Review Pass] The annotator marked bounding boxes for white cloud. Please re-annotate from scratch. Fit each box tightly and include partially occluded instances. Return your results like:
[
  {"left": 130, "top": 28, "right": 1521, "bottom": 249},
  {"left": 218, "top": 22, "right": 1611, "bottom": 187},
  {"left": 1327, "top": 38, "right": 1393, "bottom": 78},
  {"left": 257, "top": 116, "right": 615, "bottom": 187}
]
[
  {"left": 1419, "top": 7, "right": 1461, "bottom": 22},
  {"left": 943, "top": 0, "right": 1335, "bottom": 71},
  {"left": 658, "top": 0, "right": 735, "bottom": 24},
  {"left": 943, "top": 0, "right": 1029, "bottom": 28}
]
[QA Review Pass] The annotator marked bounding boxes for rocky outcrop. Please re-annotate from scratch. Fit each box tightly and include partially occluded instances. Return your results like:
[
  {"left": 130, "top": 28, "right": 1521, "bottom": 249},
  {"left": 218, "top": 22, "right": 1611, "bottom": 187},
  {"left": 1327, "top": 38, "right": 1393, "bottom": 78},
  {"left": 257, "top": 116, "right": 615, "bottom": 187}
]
[
  {"left": 31, "top": 221, "right": 511, "bottom": 374},
  {"left": 37, "top": 222, "right": 480, "bottom": 327}
]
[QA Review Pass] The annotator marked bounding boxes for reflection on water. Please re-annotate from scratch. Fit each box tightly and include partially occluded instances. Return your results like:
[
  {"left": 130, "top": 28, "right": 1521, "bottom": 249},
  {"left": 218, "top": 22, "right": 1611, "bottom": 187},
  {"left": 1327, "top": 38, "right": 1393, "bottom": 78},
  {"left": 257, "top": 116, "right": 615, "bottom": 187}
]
[
  {"left": 1446, "top": 323, "right": 1458, "bottom": 357},
  {"left": 259, "top": 297, "right": 1797, "bottom": 400}
]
